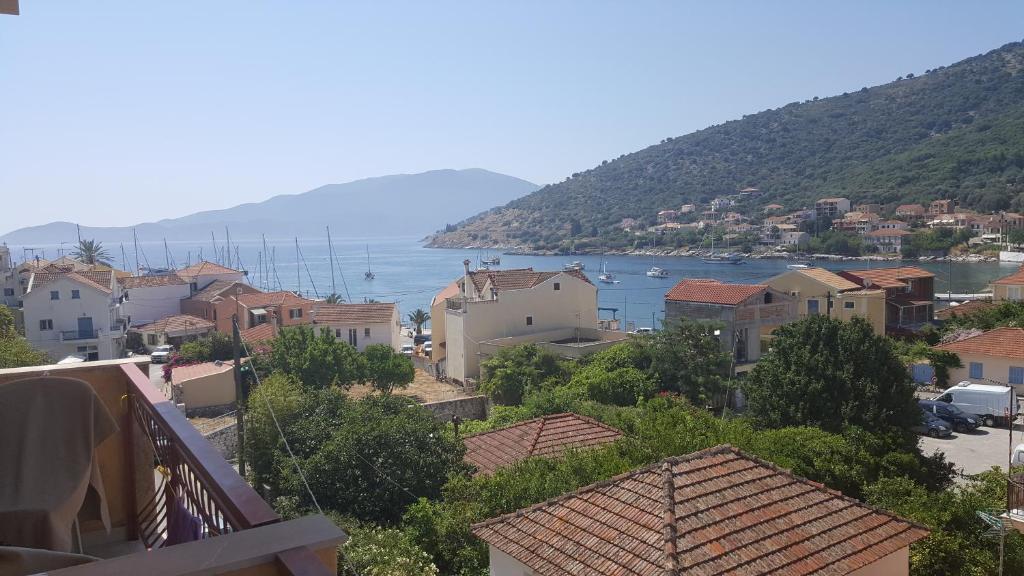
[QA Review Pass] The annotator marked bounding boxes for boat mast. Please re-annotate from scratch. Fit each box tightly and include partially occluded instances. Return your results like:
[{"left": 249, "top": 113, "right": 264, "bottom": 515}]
[
  {"left": 132, "top": 228, "right": 140, "bottom": 274},
  {"left": 327, "top": 227, "right": 336, "bottom": 296}
]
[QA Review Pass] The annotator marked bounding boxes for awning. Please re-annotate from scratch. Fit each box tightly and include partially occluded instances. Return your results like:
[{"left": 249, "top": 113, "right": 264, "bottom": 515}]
[{"left": 249, "top": 307, "right": 268, "bottom": 316}]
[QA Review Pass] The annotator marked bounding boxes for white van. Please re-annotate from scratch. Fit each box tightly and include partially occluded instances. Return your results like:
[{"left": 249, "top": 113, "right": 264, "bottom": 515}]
[{"left": 934, "top": 382, "right": 1019, "bottom": 427}]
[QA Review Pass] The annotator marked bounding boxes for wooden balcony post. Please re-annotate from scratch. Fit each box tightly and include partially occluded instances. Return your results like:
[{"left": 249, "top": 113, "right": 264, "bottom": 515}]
[{"left": 122, "top": 379, "right": 139, "bottom": 540}]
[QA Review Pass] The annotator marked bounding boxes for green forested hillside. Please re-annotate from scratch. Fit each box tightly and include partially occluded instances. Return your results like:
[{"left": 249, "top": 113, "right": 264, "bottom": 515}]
[{"left": 431, "top": 41, "right": 1024, "bottom": 250}]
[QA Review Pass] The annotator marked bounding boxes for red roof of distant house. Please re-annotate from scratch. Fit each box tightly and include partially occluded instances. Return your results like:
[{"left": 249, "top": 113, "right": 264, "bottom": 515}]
[
  {"left": 665, "top": 279, "right": 766, "bottom": 305},
  {"left": 993, "top": 266, "right": 1024, "bottom": 286},
  {"left": 187, "top": 280, "right": 249, "bottom": 302},
  {"left": 935, "top": 327, "right": 1024, "bottom": 360},
  {"left": 178, "top": 260, "right": 242, "bottom": 277},
  {"left": 896, "top": 204, "right": 925, "bottom": 214},
  {"left": 840, "top": 266, "right": 934, "bottom": 289},
  {"left": 29, "top": 270, "right": 113, "bottom": 294},
  {"left": 172, "top": 360, "right": 235, "bottom": 384},
  {"left": 934, "top": 300, "right": 994, "bottom": 321},
  {"left": 472, "top": 445, "right": 928, "bottom": 576},
  {"left": 133, "top": 314, "right": 214, "bottom": 333},
  {"left": 463, "top": 413, "right": 622, "bottom": 476},
  {"left": 466, "top": 268, "right": 592, "bottom": 294},
  {"left": 313, "top": 303, "right": 396, "bottom": 325},
  {"left": 432, "top": 280, "right": 461, "bottom": 307},
  {"left": 119, "top": 273, "right": 187, "bottom": 289},
  {"left": 240, "top": 323, "right": 275, "bottom": 343},
  {"left": 864, "top": 229, "right": 913, "bottom": 237},
  {"left": 236, "top": 291, "right": 312, "bottom": 309}
]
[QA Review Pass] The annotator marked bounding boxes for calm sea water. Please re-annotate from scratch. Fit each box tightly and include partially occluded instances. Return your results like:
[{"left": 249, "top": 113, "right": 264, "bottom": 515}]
[{"left": 11, "top": 236, "right": 1019, "bottom": 330}]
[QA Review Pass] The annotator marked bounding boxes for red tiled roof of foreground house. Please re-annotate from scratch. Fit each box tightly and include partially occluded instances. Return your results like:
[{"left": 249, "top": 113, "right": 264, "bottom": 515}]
[
  {"left": 133, "top": 314, "right": 214, "bottom": 333},
  {"left": 993, "top": 266, "right": 1024, "bottom": 286},
  {"left": 472, "top": 445, "right": 929, "bottom": 576},
  {"left": 29, "top": 270, "right": 113, "bottom": 294},
  {"left": 313, "top": 303, "right": 396, "bottom": 325},
  {"left": 840, "top": 266, "right": 934, "bottom": 289},
  {"left": 172, "top": 360, "right": 235, "bottom": 384},
  {"left": 119, "top": 273, "right": 187, "bottom": 289},
  {"left": 240, "top": 323, "right": 275, "bottom": 343},
  {"left": 934, "top": 300, "right": 994, "bottom": 321},
  {"left": 463, "top": 413, "right": 622, "bottom": 476},
  {"left": 178, "top": 260, "right": 242, "bottom": 277},
  {"left": 935, "top": 327, "right": 1024, "bottom": 360},
  {"left": 665, "top": 279, "right": 765, "bottom": 305},
  {"left": 466, "top": 268, "right": 592, "bottom": 293},
  {"left": 236, "top": 291, "right": 312, "bottom": 308}
]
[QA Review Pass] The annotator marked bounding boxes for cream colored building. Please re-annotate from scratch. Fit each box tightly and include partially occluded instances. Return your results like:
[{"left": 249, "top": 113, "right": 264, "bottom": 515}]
[
  {"left": 434, "top": 262, "right": 599, "bottom": 384},
  {"left": 766, "top": 267, "right": 887, "bottom": 335},
  {"left": 934, "top": 327, "right": 1024, "bottom": 393},
  {"left": 311, "top": 302, "right": 401, "bottom": 351},
  {"left": 992, "top": 266, "right": 1024, "bottom": 301},
  {"left": 170, "top": 360, "right": 237, "bottom": 413}
]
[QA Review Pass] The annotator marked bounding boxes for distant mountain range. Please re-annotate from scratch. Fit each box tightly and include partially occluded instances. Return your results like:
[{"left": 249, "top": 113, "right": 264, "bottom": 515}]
[
  {"left": 429, "top": 41, "right": 1024, "bottom": 251},
  {"left": 0, "top": 169, "right": 538, "bottom": 244}
]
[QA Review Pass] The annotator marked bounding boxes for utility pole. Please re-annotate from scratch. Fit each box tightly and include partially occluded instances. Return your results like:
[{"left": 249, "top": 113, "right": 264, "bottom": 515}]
[{"left": 232, "top": 315, "right": 246, "bottom": 477}]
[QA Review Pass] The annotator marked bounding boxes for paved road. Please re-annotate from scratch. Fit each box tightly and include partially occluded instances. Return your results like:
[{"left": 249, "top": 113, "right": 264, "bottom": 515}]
[{"left": 919, "top": 423, "right": 1024, "bottom": 475}]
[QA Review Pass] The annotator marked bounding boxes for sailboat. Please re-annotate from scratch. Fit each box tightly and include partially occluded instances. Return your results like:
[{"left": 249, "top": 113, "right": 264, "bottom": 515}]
[
  {"left": 701, "top": 208, "right": 744, "bottom": 265},
  {"left": 481, "top": 253, "right": 500, "bottom": 266},
  {"left": 364, "top": 245, "right": 375, "bottom": 280},
  {"left": 646, "top": 234, "right": 670, "bottom": 278},
  {"left": 598, "top": 258, "right": 619, "bottom": 283}
]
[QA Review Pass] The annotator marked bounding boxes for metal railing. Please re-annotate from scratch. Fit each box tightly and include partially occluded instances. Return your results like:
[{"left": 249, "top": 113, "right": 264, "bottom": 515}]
[
  {"left": 120, "top": 364, "right": 279, "bottom": 547},
  {"left": 61, "top": 329, "right": 99, "bottom": 340},
  {"left": 1009, "top": 473, "right": 1024, "bottom": 514}
]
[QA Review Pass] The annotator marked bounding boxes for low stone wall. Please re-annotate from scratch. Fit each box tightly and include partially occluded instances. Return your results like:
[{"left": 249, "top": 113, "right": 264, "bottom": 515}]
[
  {"left": 420, "top": 395, "right": 489, "bottom": 422},
  {"left": 203, "top": 421, "right": 238, "bottom": 462}
]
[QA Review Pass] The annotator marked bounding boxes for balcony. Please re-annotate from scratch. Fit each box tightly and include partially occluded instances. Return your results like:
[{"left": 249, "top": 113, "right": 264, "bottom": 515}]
[
  {"left": 0, "top": 359, "right": 345, "bottom": 575},
  {"left": 61, "top": 329, "right": 99, "bottom": 341}
]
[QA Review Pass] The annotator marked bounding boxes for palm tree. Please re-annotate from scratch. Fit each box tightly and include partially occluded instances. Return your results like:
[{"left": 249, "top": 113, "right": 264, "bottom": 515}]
[
  {"left": 71, "top": 239, "right": 113, "bottom": 267},
  {"left": 324, "top": 293, "right": 345, "bottom": 304},
  {"left": 407, "top": 308, "right": 430, "bottom": 335}
]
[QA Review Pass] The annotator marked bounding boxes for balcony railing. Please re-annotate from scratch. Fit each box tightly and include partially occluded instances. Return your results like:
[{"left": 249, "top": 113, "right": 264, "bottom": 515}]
[
  {"left": 1009, "top": 473, "right": 1024, "bottom": 515},
  {"left": 120, "top": 362, "right": 279, "bottom": 545},
  {"left": 61, "top": 329, "right": 99, "bottom": 340}
]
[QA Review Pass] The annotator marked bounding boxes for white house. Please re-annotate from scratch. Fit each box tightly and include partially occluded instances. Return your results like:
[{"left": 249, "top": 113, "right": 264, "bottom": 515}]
[
  {"left": 864, "top": 229, "right": 912, "bottom": 254},
  {"left": 22, "top": 270, "right": 125, "bottom": 361},
  {"left": 177, "top": 261, "right": 246, "bottom": 293},
  {"left": 311, "top": 302, "right": 401, "bottom": 351},
  {"left": 119, "top": 273, "right": 191, "bottom": 327},
  {"left": 130, "top": 313, "right": 215, "bottom": 352}
]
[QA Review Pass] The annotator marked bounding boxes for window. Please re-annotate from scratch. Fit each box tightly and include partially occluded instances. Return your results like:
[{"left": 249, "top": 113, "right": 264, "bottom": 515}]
[
  {"left": 50, "top": 290, "right": 59, "bottom": 300},
  {"left": 553, "top": 282, "right": 560, "bottom": 291},
  {"left": 843, "top": 301, "right": 855, "bottom": 310},
  {"left": 289, "top": 308, "right": 303, "bottom": 319},
  {"left": 348, "top": 328, "right": 358, "bottom": 347},
  {"left": 39, "top": 319, "right": 53, "bottom": 331},
  {"left": 364, "top": 327, "right": 370, "bottom": 338},
  {"left": 213, "top": 309, "right": 218, "bottom": 321},
  {"left": 969, "top": 362, "right": 983, "bottom": 379},
  {"left": 3, "top": 288, "right": 12, "bottom": 296},
  {"left": 71, "top": 289, "right": 80, "bottom": 299},
  {"left": 147, "top": 334, "right": 157, "bottom": 346},
  {"left": 1009, "top": 286, "right": 1023, "bottom": 300},
  {"left": 526, "top": 316, "right": 533, "bottom": 326},
  {"left": 807, "top": 299, "right": 820, "bottom": 315},
  {"left": 1011, "top": 367, "right": 1024, "bottom": 385},
  {"left": 190, "top": 282, "right": 198, "bottom": 293},
  {"left": 335, "top": 329, "right": 342, "bottom": 338},
  {"left": 763, "top": 292, "right": 772, "bottom": 304}
]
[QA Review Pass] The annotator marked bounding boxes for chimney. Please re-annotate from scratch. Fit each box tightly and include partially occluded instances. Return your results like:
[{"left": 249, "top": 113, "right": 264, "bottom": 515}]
[
  {"left": 463, "top": 259, "right": 472, "bottom": 298},
  {"left": 268, "top": 309, "right": 278, "bottom": 338}
]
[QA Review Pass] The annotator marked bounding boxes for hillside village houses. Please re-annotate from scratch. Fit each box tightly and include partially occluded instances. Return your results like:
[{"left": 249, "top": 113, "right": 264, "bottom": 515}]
[
  {"left": 766, "top": 267, "right": 887, "bottom": 335},
  {"left": 815, "top": 196, "right": 851, "bottom": 219},
  {"left": 431, "top": 261, "right": 629, "bottom": 384}
]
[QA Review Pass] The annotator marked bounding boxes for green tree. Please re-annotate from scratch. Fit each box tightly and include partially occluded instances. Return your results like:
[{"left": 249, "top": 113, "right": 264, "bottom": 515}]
[
  {"left": 479, "top": 344, "right": 568, "bottom": 405},
  {"left": 407, "top": 309, "right": 430, "bottom": 335},
  {"left": 340, "top": 525, "right": 438, "bottom": 576},
  {"left": 323, "top": 293, "right": 345, "bottom": 304},
  {"left": 71, "top": 238, "right": 114, "bottom": 266},
  {"left": 744, "top": 315, "right": 920, "bottom": 435},
  {"left": 0, "top": 306, "right": 49, "bottom": 368},
  {"left": 178, "top": 332, "right": 234, "bottom": 363},
  {"left": 645, "top": 318, "right": 731, "bottom": 405},
  {"left": 269, "top": 325, "right": 365, "bottom": 389},
  {"left": 363, "top": 344, "right": 415, "bottom": 395},
  {"left": 1009, "top": 228, "right": 1024, "bottom": 247}
]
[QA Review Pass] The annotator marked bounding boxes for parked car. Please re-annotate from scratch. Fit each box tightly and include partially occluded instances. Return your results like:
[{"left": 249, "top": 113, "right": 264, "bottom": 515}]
[
  {"left": 934, "top": 382, "right": 1019, "bottom": 427},
  {"left": 414, "top": 334, "right": 432, "bottom": 346},
  {"left": 150, "top": 344, "right": 175, "bottom": 364},
  {"left": 400, "top": 343, "right": 415, "bottom": 357},
  {"left": 631, "top": 327, "right": 654, "bottom": 335},
  {"left": 912, "top": 409, "right": 952, "bottom": 438},
  {"left": 918, "top": 399, "right": 979, "bottom": 433},
  {"left": 423, "top": 341, "right": 432, "bottom": 355}
]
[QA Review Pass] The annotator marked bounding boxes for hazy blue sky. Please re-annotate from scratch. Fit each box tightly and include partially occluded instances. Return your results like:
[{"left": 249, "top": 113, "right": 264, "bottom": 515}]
[{"left": 2, "top": 1, "right": 1023, "bottom": 234}]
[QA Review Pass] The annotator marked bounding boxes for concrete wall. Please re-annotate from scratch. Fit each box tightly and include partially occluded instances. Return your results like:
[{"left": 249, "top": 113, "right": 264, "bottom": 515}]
[
  {"left": 488, "top": 546, "right": 534, "bottom": 576},
  {"left": 947, "top": 351, "right": 1024, "bottom": 394},
  {"left": 203, "top": 420, "right": 238, "bottom": 462},
  {"left": 176, "top": 368, "right": 236, "bottom": 410},
  {"left": 121, "top": 283, "right": 191, "bottom": 327},
  {"left": 446, "top": 274, "right": 598, "bottom": 382},
  {"left": 23, "top": 275, "right": 122, "bottom": 360},
  {"left": 421, "top": 395, "right": 489, "bottom": 421}
]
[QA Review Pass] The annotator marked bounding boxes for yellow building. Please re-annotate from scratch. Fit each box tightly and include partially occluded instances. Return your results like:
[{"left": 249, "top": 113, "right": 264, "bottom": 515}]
[
  {"left": 766, "top": 267, "right": 887, "bottom": 335},
  {"left": 992, "top": 266, "right": 1024, "bottom": 301},
  {"left": 934, "top": 327, "right": 1024, "bottom": 392}
]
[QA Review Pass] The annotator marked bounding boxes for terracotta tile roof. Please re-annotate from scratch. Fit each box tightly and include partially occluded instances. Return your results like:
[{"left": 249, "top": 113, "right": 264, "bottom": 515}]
[
  {"left": 236, "top": 291, "right": 312, "bottom": 309},
  {"left": 896, "top": 204, "right": 925, "bottom": 214},
  {"left": 665, "top": 279, "right": 765, "bottom": 305},
  {"left": 790, "top": 268, "right": 861, "bottom": 291},
  {"left": 29, "top": 270, "right": 113, "bottom": 294},
  {"left": 187, "top": 280, "right": 246, "bottom": 302},
  {"left": 132, "top": 313, "right": 214, "bottom": 333},
  {"left": 472, "top": 445, "right": 928, "bottom": 576},
  {"left": 840, "top": 266, "right": 934, "bottom": 290},
  {"left": 934, "top": 300, "right": 994, "bottom": 321},
  {"left": 993, "top": 266, "right": 1024, "bottom": 286},
  {"left": 240, "top": 323, "right": 275, "bottom": 343},
  {"left": 935, "top": 327, "right": 1024, "bottom": 360},
  {"left": 178, "top": 260, "right": 242, "bottom": 278},
  {"left": 172, "top": 360, "right": 235, "bottom": 384},
  {"left": 432, "top": 280, "right": 461, "bottom": 307},
  {"left": 463, "top": 413, "right": 622, "bottom": 476},
  {"left": 119, "top": 273, "right": 187, "bottom": 289},
  {"left": 313, "top": 302, "right": 396, "bottom": 324},
  {"left": 864, "top": 229, "right": 912, "bottom": 237},
  {"left": 465, "top": 268, "right": 594, "bottom": 295}
]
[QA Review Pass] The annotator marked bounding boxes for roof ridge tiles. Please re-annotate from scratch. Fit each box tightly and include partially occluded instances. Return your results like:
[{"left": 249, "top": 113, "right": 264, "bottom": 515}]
[{"left": 661, "top": 461, "right": 680, "bottom": 576}]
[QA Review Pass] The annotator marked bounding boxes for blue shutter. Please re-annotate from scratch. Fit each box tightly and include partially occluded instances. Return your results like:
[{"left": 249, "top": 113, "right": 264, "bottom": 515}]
[
  {"left": 1010, "top": 367, "right": 1024, "bottom": 385},
  {"left": 969, "top": 362, "right": 983, "bottom": 379}
]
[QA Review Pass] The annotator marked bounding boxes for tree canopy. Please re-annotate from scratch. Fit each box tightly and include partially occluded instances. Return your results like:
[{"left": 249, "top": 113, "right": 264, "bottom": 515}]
[
  {"left": 478, "top": 344, "right": 567, "bottom": 405},
  {"left": 268, "top": 325, "right": 365, "bottom": 389},
  {"left": 0, "top": 305, "right": 49, "bottom": 368},
  {"left": 363, "top": 344, "right": 415, "bottom": 395},
  {"left": 71, "top": 238, "right": 114, "bottom": 266}
]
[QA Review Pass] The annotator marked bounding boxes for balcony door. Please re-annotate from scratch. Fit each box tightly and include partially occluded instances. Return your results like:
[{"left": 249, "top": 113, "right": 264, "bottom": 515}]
[{"left": 77, "top": 316, "right": 94, "bottom": 339}]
